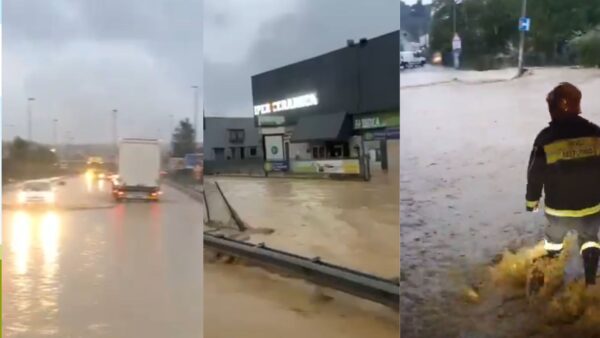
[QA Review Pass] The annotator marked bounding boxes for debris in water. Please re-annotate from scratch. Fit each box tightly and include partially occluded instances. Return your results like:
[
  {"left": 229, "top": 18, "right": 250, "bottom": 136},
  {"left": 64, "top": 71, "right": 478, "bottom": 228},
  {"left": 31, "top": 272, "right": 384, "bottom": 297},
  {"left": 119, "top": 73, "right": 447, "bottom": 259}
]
[{"left": 463, "top": 287, "right": 480, "bottom": 304}]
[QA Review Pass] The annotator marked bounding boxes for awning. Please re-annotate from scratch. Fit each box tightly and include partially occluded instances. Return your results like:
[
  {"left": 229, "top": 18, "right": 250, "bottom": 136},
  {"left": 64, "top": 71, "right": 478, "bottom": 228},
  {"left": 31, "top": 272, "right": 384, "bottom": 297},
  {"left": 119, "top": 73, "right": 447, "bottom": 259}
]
[{"left": 290, "top": 112, "right": 352, "bottom": 143}]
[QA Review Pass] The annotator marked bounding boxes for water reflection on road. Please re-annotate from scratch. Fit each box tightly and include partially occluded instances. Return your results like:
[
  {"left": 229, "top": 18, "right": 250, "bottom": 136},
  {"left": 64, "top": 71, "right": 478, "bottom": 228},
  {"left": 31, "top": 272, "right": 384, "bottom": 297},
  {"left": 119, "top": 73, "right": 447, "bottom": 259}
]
[{"left": 3, "top": 176, "right": 203, "bottom": 338}]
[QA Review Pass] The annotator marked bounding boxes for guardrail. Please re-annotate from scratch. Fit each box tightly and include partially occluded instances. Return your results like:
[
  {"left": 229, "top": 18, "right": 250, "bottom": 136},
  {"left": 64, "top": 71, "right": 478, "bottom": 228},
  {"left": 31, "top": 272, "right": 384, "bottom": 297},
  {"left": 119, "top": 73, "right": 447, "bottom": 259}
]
[{"left": 204, "top": 233, "right": 399, "bottom": 310}]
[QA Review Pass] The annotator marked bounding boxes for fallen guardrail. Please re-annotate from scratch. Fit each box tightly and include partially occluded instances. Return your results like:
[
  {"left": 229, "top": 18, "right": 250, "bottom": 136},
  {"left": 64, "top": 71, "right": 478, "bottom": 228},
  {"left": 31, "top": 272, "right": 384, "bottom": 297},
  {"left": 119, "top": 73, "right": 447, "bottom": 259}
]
[{"left": 204, "top": 233, "right": 399, "bottom": 310}]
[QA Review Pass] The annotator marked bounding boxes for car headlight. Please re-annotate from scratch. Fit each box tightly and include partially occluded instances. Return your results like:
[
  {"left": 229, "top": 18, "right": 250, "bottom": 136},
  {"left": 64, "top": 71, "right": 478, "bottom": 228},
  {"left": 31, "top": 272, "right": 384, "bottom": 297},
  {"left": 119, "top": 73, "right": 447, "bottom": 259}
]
[{"left": 48, "top": 192, "right": 56, "bottom": 204}]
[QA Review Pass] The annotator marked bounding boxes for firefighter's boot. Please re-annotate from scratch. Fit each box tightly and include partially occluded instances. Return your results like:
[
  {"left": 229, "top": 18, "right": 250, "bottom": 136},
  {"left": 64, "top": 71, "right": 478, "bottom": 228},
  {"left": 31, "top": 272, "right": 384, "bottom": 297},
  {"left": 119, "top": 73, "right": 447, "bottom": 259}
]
[{"left": 582, "top": 246, "right": 600, "bottom": 286}]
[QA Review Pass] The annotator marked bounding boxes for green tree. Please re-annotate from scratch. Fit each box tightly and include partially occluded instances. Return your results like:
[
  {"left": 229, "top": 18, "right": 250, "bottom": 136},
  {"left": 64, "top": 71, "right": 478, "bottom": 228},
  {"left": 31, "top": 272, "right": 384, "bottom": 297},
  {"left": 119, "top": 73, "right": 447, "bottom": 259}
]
[
  {"left": 429, "top": 0, "right": 600, "bottom": 69},
  {"left": 430, "top": 0, "right": 520, "bottom": 69},
  {"left": 171, "top": 118, "right": 196, "bottom": 157},
  {"left": 527, "top": 0, "right": 600, "bottom": 63}
]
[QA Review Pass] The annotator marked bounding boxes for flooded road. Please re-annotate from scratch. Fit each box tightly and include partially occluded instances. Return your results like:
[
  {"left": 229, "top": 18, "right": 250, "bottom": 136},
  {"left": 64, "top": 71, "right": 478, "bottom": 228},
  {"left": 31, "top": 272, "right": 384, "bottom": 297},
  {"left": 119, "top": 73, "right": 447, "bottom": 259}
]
[
  {"left": 2, "top": 176, "right": 203, "bottom": 338},
  {"left": 210, "top": 175, "right": 399, "bottom": 278},
  {"left": 400, "top": 67, "right": 600, "bottom": 337},
  {"left": 203, "top": 174, "right": 400, "bottom": 337}
]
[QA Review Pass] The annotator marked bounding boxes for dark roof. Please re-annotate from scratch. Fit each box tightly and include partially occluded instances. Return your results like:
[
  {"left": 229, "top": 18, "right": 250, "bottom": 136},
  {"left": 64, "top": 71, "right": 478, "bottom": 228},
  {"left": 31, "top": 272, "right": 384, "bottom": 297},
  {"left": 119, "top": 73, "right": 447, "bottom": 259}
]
[{"left": 290, "top": 112, "right": 352, "bottom": 143}]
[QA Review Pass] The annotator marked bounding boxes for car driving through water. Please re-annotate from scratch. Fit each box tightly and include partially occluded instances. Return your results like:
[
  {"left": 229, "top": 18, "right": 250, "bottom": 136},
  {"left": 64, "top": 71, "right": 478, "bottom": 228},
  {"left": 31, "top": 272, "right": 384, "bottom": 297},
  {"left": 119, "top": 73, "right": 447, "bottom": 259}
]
[{"left": 18, "top": 180, "right": 56, "bottom": 208}]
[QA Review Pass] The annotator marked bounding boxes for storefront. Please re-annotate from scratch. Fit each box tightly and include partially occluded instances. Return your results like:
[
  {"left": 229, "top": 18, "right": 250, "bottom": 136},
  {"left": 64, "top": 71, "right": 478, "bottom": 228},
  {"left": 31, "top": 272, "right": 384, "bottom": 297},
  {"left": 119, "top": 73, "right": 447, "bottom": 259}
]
[
  {"left": 352, "top": 111, "right": 399, "bottom": 170},
  {"left": 251, "top": 30, "right": 399, "bottom": 178}
]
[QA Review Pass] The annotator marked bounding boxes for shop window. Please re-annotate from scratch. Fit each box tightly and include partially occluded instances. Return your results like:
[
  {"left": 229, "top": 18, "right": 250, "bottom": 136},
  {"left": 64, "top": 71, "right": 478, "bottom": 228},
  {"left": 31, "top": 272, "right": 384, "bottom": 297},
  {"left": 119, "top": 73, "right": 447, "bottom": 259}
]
[
  {"left": 312, "top": 146, "right": 325, "bottom": 159},
  {"left": 228, "top": 129, "right": 245, "bottom": 144},
  {"left": 250, "top": 147, "right": 257, "bottom": 156}
]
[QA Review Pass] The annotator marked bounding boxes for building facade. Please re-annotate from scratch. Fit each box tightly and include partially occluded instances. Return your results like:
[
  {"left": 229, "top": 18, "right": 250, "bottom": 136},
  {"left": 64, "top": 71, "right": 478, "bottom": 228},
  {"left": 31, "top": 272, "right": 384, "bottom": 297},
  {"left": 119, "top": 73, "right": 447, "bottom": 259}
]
[
  {"left": 251, "top": 30, "right": 399, "bottom": 176},
  {"left": 203, "top": 117, "right": 264, "bottom": 174}
]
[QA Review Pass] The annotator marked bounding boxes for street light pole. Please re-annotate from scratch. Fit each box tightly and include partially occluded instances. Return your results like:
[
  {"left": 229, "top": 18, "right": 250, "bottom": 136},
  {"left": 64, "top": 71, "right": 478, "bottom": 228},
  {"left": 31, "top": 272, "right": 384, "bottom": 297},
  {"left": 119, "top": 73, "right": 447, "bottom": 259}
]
[
  {"left": 169, "top": 113, "right": 174, "bottom": 139},
  {"left": 191, "top": 85, "right": 199, "bottom": 143},
  {"left": 112, "top": 109, "right": 118, "bottom": 155},
  {"left": 65, "top": 131, "right": 72, "bottom": 160},
  {"left": 27, "top": 97, "right": 35, "bottom": 141},
  {"left": 453, "top": 0, "right": 457, "bottom": 35},
  {"left": 517, "top": 0, "right": 528, "bottom": 75},
  {"left": 53, "top": 118, "right": 58, "bottom": 148}
]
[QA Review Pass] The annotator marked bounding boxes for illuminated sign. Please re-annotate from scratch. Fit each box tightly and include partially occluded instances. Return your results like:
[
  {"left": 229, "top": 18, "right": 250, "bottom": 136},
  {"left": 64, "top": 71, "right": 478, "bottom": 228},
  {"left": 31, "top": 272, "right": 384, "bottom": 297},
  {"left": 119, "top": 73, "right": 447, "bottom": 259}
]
[{"left": 254, "top": 93, "right": 318, "bottom": 115}]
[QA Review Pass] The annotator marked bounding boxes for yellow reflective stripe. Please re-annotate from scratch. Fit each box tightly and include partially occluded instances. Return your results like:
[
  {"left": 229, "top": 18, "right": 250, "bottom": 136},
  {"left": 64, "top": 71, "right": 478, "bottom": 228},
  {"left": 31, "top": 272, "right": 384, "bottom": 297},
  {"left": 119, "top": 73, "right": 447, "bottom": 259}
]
[
  {"left": 580, "top": 241, "right": 600, "bottom": 254},
  {"left": 543, "top": 136, "right": 600, "bottom": 164},
  {"left": 545, "top": 203, "right": 600, "bottom": 217},
  {"left": 526, "top": 200, "right": 538, "bottom": 208},
  {"left": 544, "top": 239, "right": 564, "bottom": 251}
]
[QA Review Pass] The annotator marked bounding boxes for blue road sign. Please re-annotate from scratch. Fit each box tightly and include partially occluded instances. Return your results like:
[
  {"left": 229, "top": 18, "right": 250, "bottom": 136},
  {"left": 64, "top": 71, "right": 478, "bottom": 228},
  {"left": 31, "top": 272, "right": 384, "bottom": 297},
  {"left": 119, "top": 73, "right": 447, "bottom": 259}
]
[{"left": 519, "top": 17, "right": 531, "bottom": 32}]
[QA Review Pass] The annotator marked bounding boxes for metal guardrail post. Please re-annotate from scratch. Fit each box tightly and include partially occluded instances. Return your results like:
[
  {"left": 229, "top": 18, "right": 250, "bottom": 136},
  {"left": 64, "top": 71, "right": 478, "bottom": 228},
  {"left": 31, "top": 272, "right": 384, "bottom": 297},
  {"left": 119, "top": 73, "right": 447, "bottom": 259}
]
[{"left": 204, "top": 233, "right": 399, "bottom": 309}]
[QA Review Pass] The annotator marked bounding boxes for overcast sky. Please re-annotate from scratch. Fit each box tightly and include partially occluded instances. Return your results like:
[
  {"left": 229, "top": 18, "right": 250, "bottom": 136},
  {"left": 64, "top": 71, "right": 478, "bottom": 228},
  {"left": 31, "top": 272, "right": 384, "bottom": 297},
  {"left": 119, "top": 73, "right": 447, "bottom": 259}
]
[
  {"left": 3, "top": 0, "right": 398, "bottom": 144},
  {"left": 3, "top": 0, "right": 202, "bottom": 144},
  {"left": 402, "top": 0, "right": 432, "bottom": 5},
  {"left": 204, "top": 0, "right": 399, "bottom": 118}
]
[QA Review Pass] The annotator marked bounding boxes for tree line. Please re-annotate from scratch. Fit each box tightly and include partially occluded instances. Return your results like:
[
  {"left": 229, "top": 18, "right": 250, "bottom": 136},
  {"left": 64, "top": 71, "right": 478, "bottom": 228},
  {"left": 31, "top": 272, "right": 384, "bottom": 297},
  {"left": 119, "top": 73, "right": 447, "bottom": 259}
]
[
  {"left": 3, "top": 138, "right": 61, "bottom": 183},
  {"left": 429, "top": 0, "right": 600, "bottom": 69}
]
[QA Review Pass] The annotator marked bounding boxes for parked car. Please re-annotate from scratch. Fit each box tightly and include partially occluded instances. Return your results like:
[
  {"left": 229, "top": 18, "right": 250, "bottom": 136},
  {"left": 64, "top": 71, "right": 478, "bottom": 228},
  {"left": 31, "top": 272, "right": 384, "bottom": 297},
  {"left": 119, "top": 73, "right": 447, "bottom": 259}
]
[{"left": 400, "top": 51, "right": 426, "bottom": 69}]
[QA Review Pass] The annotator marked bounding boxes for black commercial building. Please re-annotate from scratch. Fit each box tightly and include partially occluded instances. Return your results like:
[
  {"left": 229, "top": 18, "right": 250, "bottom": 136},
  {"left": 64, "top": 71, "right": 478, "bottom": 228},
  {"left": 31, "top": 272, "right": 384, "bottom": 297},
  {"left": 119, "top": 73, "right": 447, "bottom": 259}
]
[{"left": 251, "top": 30, "right": 399, "bottom": 175}]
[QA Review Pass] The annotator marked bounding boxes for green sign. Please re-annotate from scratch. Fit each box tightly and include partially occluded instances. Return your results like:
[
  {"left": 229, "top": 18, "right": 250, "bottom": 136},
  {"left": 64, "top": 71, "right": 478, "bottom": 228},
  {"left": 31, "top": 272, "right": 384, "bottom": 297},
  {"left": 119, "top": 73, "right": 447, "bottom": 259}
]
[
  {"left": 258, "top": 115, "right": 286, "bottom": 126},
  {"left": 271, "top": 146, "right": 279, "bottom": 155},
  {"left": 354, "top": 111, "right": 399, "bottom": 130}
]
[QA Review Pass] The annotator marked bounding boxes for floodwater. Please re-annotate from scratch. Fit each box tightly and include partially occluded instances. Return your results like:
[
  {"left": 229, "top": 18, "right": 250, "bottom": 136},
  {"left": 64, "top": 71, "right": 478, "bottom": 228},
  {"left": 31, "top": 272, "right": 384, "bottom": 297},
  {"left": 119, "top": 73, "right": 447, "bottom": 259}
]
[
  {"left": 203, "top": 173, "right": 400, "bottom": 338},
  {"left": 208, "top": 174, "right": 399, "bottom": 278},
  {"left": 2, "top": 176, "right": 203, "bottom": 337},
  {"left": 400, "top": 67, "right": 600, "bottom": 337}
]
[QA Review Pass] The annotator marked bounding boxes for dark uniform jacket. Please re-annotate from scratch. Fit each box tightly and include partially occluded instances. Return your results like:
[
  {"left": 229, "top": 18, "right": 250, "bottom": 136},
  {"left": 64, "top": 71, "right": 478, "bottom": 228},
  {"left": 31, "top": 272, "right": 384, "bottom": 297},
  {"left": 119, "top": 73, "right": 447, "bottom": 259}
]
[{"left": 526, "top": 116, "right": 600, "bottom": 217}]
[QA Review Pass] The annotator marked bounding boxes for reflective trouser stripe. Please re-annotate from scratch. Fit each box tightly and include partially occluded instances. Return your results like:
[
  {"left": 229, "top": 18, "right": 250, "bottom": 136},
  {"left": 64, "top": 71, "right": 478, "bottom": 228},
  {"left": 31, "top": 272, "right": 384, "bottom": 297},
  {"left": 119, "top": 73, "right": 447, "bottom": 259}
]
[
  {"left": 526, "top": 200, "right": 538, "bottom": 209},
  {"left": 580, "top": 241, "right": 600, "bottom": 254},
  {"left": 544, "top": 239, "right": 564, "bottom": 252},
  {"left": 545, "top": 203, "right": 600, "bottom": 217}
]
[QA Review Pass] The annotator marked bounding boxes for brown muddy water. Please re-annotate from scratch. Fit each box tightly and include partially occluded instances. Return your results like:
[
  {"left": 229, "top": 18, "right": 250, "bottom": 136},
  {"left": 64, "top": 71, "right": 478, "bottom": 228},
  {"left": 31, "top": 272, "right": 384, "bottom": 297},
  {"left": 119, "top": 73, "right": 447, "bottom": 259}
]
[
  {"left": 400, "top": 67, "right": 600, "bottom": 337},
  {"left": 203, "top": 174, "right": 400, "bottom": 337}
]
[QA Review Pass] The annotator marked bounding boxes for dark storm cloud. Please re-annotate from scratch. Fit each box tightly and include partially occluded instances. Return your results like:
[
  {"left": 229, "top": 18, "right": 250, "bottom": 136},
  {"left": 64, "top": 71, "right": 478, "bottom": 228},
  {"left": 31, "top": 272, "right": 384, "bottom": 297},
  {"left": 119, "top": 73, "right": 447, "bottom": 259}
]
[
  {"left": 203, "top": 0, "right": 399, "bottom": 117},
  {"left": 3, "top": 0, "right": 202, "bottom": 143}
]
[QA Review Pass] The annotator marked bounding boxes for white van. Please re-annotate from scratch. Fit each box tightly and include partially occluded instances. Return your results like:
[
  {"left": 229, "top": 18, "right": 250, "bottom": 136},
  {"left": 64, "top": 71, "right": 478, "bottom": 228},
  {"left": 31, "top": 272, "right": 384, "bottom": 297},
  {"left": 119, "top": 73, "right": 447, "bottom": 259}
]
[{"left": 400, "top": 51, "right": 426, "bottom": 69}]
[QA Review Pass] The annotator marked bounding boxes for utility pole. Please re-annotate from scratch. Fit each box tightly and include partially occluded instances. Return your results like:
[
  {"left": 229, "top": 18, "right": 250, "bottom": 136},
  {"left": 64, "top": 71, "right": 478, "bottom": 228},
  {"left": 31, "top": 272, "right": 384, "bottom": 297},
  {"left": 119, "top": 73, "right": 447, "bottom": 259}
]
[
  {"left": 65, "top": 131, "right": 72, "bottom": 160},
  {"left": 112, "top": 109, "right": 118, "bottom": 159},
  {"left": 53, "top": 118, "right": 58, "bottom": 148},
  {"left": 453, "top": 0, "right": 457, "bottom": 35},
  {"left": 27, "top": 97, "right": 35, "bottom": 141},
  {"left": 191, "top": 85, "right": 199, "bottom": 144},
  {"left": 517, "top": 0, "right": 528, "bottom": 75}
]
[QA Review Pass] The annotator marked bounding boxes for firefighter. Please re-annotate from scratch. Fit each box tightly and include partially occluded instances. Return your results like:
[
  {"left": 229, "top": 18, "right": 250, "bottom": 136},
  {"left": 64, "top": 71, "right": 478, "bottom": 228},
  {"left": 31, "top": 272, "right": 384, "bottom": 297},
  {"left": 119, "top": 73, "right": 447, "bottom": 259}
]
[{"left": 526, "top": 82, "right": 600, "bottom": 287}]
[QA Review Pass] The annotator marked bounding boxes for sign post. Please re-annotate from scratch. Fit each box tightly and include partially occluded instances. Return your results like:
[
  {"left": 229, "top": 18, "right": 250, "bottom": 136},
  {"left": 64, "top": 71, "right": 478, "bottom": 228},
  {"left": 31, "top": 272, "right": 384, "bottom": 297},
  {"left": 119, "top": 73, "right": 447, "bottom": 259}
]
[
  {"left": 517, "top": 0, "right": 529, "bottom": 76},
  {"left": 452, "top": 34, "right": 462, "bottom": 69}
]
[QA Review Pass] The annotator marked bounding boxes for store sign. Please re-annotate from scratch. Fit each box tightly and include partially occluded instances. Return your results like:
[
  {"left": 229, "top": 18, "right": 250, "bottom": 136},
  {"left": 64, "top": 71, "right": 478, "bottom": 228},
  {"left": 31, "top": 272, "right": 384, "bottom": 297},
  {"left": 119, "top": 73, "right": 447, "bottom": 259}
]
[
  {"left": 290, "top": 159, "right": 360, "bottom": 175},
  {"left": 257, "top": 115, "right": 285, "bottom": 126},
  {"left": 354, "top": 112, "right": 399, "bottom": 130},
  {"left": 364, "top": 127, "right": 399, "bottom": 141},
  {"left": 254, "top": 93, "right": 318, "bottom": 115},
  {"left": 264, "top": 160, "right": 289, "bottom": 172}
]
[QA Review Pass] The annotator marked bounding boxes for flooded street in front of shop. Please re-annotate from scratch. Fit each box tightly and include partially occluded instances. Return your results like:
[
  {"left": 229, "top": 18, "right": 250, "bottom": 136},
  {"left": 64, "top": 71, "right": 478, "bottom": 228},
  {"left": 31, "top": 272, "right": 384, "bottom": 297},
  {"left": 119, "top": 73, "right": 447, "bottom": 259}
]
[
  {"left": 203, "top": 172, "right": 400, "bottom": 338},
  {"left": 400, "top": 67, "right": 600, "bottom": 338},
  {"left": 210, "top": 174, "right": 399, "bottom": 277}
]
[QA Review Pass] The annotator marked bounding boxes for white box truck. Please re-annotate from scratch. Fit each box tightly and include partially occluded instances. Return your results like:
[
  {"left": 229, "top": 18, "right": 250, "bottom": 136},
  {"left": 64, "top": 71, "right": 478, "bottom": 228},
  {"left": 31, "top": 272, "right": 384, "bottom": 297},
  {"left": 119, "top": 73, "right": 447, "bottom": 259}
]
[{"left": 115, "top": 138, "right": 162, "bottom": 201}]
